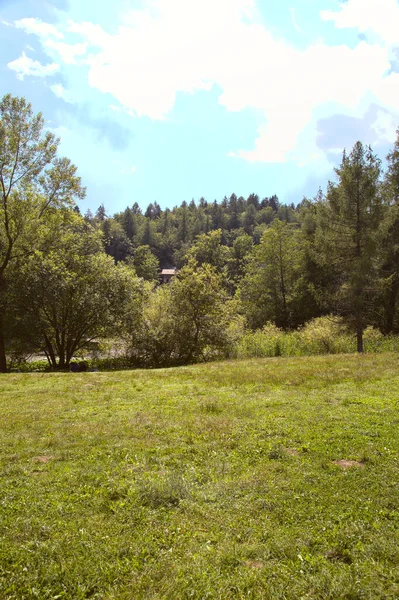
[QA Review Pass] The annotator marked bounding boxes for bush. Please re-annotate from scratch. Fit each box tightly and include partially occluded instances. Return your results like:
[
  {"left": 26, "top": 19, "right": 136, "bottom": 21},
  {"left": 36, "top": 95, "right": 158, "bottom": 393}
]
[
  {"left": 236, "top": 323, "right": 302, "bottom": 358},
  {"left": 298, "top": 316, "right": 354, "bottom": 355},
  {"left": 9, "top": 359, "right": 50, "bottom": 373},
  {"left": 236, "top": 316, "right": 361, "bottom": 358},
  {"left": 128, "top": 262, "right": 241, "bottom": 367}
]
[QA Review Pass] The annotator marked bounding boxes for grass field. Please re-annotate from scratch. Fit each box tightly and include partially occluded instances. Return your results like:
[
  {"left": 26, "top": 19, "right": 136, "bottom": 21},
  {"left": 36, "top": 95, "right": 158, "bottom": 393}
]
[{"left": 1, "top": 354, "right": 398, "bottom": 599}]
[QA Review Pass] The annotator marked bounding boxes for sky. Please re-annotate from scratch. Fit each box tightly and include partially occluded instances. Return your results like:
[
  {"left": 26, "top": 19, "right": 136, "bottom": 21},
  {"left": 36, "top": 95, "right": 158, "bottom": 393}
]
[{"left": 1, "top": 0, "right": 399, "bottom": 215}]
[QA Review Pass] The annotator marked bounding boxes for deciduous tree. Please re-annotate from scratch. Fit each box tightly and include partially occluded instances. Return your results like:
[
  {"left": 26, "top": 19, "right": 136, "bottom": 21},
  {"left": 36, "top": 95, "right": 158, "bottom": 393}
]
[
  {"left": 239, "top": 219, "right": 303, "bottom": 329},
  {"left": 0, "top": 93, "right": 85, "bottom": 370},
  {"left": 17, "top": 220, "right": 142, "bottom": 368}
]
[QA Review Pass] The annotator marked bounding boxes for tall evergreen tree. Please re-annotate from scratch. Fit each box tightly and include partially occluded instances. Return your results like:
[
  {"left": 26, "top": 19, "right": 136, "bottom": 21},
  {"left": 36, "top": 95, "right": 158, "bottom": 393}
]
[
  {"left": 315, "top": 142, "right": 382, "bottom": 352},
  {"left": 177, "top": 201, "right": 189, "bottom": 243},
  {"left": 95, "top": 204, "right": 107, "bottom": 221},
  {"left": 376, "top": 130, "right": 399, "bottom": 332},
  {"left": 122, "top": 207, "right": 137, "bottom": 240}
]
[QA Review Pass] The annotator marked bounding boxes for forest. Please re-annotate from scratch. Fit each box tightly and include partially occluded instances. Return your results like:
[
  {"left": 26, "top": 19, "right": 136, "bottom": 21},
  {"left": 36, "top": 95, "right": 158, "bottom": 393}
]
[{"left": 1, "top": 92, "right": 399, "bottom": 372}]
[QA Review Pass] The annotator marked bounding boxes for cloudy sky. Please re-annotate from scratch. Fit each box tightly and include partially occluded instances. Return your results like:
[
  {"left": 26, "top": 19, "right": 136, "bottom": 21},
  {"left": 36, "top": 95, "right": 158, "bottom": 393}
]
[{"left": 1, "top": 0, "right": 398, "bottom": 214}]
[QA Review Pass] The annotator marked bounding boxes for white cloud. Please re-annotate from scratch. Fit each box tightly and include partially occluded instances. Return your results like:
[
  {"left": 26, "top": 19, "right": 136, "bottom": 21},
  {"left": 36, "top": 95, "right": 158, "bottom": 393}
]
[
  {"left": 8, "top": 52, "right": 59, "bottom": 80},
  {"left": 15, "top": 17, "right": 63, "bottom": 39},
  {"left": 50, "top": 83, "right": 75, "bottom": 103},
  {"left": 10, "top": 0, "right": 399, "bottom": 162},
  {"left": 290, "top": 8, "right": 303, "bottom": 34},
  {"left": 44, "top": 39, "right": 88, "bottom": 64},
  {"left": 66, "top": 20, "right": 111, "bottom": 47},
  {"left": 76, "top": 1, "right": 397, "bottom": 160},
  {"left": 321, "top": 0, "right": 399, "bottom": 47},
  {"left": 371, "top": 109, "right": 398, "bottom": 144},
  {"left": 50, "top": 83, "right": 65, "bottom": 98},
  {"left": 121, "top": 165, "right": 137, "bottom": 175}
]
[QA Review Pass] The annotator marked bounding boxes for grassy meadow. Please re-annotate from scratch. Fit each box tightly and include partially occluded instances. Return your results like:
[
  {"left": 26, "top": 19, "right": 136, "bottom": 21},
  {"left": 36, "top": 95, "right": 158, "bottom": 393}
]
[{"left": 1, "top": 354, "right": 398, "bottom": 599}]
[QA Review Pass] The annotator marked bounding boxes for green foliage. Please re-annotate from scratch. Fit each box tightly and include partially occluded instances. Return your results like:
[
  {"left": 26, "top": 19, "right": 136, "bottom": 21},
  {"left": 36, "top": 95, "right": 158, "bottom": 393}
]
[
  {"left": 5, "top": 94, "right": 399, "bottom": 369},
  {"left": 8, "top": 359, "right": 50, "bottom": 373},
  {"left": 185, "top": 229, "right": 230, "bottom": 273},
  {"left": 14, "top": 219, "right": 143, "bottom": 367},
  {"left": 374, "top": 130, "right": 399, "bottom": 334},
  {"left": 236, "top": 316, "right": 399, "bottom": 359},
  {"left": 0, "top": 94, "right": 85, "bottom": 371},
  {"left": 128, "top": 245, "right": 160, "bottom": 281},
  {"left": 298, "top": 316, "right": 352, "bottom": 355},
  {"left": 129, "top": 284, "right": 178, "bottom": 367},
  {"left": 315, "top": 143, "right": 383, "bottom": 351},
  {"left": 239, "top": 220, "right": 305, "bottom": 329},
  {"left": 102, "top": 219, "right": 133, "bottom": 263},
  {"left": 129, "top": 261, "right": 241, "bottom": 366}
]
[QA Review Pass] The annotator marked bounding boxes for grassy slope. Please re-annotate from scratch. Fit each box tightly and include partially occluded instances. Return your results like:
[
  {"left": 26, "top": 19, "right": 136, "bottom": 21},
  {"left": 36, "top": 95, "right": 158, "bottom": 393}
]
[{"left": 0, "top": 354, "right": 398, "bottom": 599}]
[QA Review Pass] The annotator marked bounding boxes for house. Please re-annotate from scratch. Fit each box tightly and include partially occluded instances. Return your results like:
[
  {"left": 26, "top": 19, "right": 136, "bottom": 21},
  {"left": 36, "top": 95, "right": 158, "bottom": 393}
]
[{"left": 160, "top": 268, "right": 178, "bottom": 284}]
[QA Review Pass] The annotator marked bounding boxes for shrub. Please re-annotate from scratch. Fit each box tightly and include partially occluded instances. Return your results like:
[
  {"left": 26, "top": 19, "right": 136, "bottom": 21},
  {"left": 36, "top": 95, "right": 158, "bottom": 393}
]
[
  {"left": 236, "top": 316, "right": 357, "bottom": 358},
  {"left": 298, "top": 316, "right": 354, "bottom": 355}
]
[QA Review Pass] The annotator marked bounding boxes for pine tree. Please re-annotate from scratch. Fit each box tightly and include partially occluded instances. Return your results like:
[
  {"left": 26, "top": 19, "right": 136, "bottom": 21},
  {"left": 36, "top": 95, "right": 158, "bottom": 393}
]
[
  {"left": 377, "top": 129, "right": 399, "bottom": 332},
  {"left": 315, "top": 142, "right": 382, "bottom": 352}
]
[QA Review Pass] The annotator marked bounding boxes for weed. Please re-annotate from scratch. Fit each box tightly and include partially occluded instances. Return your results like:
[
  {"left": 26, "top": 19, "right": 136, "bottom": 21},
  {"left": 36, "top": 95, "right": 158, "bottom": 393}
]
[{"left": 136, "top": 474, "right": 188, "bottom": 508}]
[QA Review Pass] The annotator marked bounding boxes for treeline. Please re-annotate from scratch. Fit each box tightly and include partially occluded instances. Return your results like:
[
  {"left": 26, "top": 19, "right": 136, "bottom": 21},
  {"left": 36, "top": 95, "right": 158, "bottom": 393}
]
[
  {"left": 1, "top": 93, "right": 399, "bottom": 372},
  {"left": 84, "top": 192, "right": 295, "bottom": 270}
]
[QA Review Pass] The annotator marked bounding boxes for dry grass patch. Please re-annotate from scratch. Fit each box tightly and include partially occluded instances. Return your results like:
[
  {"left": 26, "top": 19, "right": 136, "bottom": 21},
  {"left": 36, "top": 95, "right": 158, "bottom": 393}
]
[{"left": 333, "top": 459, "right": 365, "bottom": 469}]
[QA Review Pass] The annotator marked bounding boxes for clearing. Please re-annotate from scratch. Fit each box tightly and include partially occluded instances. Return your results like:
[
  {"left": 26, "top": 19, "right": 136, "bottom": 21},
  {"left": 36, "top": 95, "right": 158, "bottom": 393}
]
[{"left": 0, "top": 354, "right": 398, "bottom": 599}]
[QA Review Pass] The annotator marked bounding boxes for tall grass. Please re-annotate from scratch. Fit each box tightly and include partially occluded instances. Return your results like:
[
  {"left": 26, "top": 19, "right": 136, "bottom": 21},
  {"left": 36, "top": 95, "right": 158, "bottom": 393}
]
[
  {"left": 9, "top": 317, "right": 399, "bottom": 372},
  {"left": 235, "top": 316, "right": 399, "bottom": 359}
]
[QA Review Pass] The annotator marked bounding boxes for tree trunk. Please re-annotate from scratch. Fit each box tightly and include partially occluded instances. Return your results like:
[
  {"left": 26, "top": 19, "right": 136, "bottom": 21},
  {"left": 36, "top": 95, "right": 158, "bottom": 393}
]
[
  {"left": 44, "top": 334, "right": 57, "bottom": 369},
  {"left": 0, "top": 278, "right": 7, "bottom": 372},
  {"left": 0, "top": 326, "right": 7, "bottom": 373},
  {"left": 356, "top": 317, "right": 364, "bottom": 353}
]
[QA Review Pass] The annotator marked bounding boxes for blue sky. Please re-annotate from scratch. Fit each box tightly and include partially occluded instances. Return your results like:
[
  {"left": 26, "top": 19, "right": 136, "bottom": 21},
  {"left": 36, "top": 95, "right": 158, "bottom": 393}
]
[{"left": 1, "top": 0, "right": 399, "bottom": 215}]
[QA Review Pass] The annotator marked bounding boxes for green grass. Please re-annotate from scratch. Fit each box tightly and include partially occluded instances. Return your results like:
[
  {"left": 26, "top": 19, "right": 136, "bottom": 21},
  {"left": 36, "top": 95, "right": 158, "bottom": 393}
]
[{"left": 1, "top": 354, "right": 399, "bottom": 599}]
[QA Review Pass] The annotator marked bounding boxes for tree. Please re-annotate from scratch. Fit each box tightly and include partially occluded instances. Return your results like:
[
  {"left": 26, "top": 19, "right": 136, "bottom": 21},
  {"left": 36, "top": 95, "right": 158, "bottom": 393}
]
[
  {"left": 103, "top": 219, "right": 133, "bottom": 263},
  {"left": 242, "top": 204, "right": 257, "bottom": 234},
  {"left": 95, "top": 204, "right": 106, "bottom": 222},
  {"left": 121, "top": 207, "right": 138, "bottom": 240},
  {"left": 129, "top": 261, "right": 240, "bottom": 366},
  {"left": 210, "top": 200, "right": 226, "bottom": 230},
  {"left": 177, "top": 201, "right": 189, "bottom": 243},
  {"left": 128, "top": 284, "right": 177, "bottom": 367},
  {"left": 227, "top": 233, "right": 253, "bottom": 290},
  {"left": 239, "top": 219, "right": 303, "bottom": 329},
  {"left": 185, "top": 229, "right": 230, "bottom": 273},
  {"left": 228, "top": 193, "right": 241, "bottom": 229},
  {"left": 0, "top": 93, "right": 85, "bottom": 371},
  {"left": 129, "top": 245, "right": 160, "bottom": 281},
  {"left": 373, "top": 130, "right": 399, "bottom": 333},
  {"left": 139, "top": 217, "right": 156, "bottom": 247},
  {"left": 145, "top": 201, "right": 161, "bottom": 220},
  {"left": 170, "top": 261, "right": 240, "bottom": 363},
  {"left": 296, "top": 197, "right": 331, "bottom": 323},
  {"left": 247, "top": 193, "right": 260, "bottom": 209},
  {"left": 315, "top": 142, "right": 382, "bottom": 352},
  {"left": 16, "top": 221, "right": 141, "bottom": 368}
]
